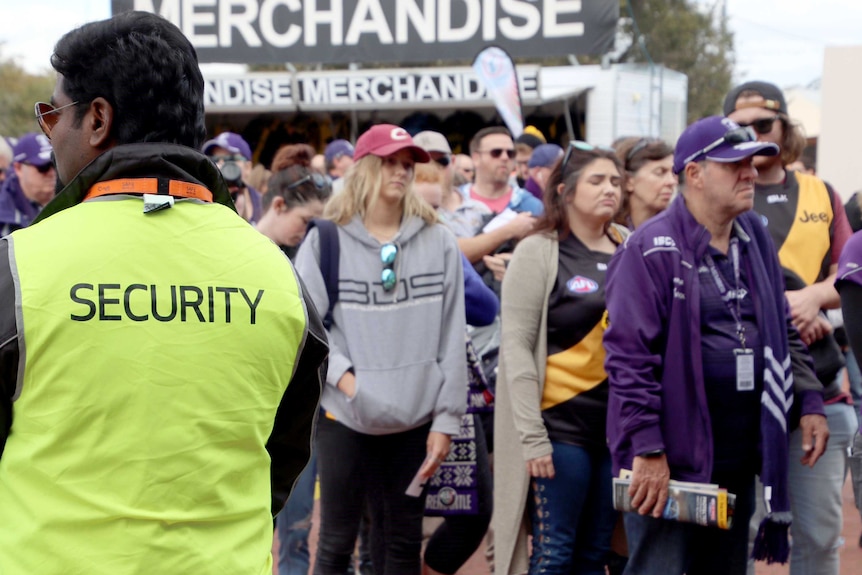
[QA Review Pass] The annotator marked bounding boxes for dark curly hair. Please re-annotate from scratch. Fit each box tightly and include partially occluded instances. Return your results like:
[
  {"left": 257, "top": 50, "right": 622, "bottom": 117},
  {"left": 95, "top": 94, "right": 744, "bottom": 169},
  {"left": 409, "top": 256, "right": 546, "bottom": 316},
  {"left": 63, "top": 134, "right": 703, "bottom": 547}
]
[{"left": 50, "top": 11, "right": 205, "bottom": 148}]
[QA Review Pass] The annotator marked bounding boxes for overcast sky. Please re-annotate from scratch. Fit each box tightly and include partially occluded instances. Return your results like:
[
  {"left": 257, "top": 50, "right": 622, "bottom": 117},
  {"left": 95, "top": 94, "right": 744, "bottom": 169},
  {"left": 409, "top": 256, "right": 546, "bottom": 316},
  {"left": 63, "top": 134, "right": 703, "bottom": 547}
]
[{"left": 1, "top": 0, "right": 859, "bottom": 90}]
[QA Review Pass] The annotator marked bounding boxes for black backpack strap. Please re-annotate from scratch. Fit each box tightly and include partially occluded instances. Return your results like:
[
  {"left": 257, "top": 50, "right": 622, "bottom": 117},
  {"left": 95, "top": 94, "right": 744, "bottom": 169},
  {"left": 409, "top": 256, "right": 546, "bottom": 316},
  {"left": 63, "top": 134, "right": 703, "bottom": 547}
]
[{"left": 308, "top": 219, "right": 339, "bottom": 330}]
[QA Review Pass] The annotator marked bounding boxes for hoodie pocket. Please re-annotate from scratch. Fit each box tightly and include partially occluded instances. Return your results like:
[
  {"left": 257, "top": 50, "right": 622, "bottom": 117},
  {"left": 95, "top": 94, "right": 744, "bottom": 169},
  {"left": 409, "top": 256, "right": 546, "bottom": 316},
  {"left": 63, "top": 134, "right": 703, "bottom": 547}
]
[{"left": 350, "top": 362, "right": 444, "bottom": 432}]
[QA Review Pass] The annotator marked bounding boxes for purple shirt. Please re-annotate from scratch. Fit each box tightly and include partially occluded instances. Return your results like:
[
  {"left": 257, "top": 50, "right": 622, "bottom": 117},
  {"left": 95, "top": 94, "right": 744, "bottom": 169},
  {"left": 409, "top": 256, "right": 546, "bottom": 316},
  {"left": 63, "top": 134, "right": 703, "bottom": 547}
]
[{"left": 837, "top": 230, "right": 862, "bottom": 288}]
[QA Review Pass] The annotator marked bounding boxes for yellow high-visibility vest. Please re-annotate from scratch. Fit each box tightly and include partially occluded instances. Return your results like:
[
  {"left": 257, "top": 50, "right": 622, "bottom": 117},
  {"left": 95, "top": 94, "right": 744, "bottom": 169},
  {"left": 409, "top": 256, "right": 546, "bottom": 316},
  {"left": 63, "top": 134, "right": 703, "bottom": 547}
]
[{"left": 0, "top": 195, "right": 307, "bottom": 575}]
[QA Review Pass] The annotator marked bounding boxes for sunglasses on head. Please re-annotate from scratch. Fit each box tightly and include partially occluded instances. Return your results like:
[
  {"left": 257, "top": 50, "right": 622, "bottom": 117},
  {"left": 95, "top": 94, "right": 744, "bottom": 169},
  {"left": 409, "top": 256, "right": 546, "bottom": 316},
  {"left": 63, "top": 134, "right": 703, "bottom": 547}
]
[
  {"left": 681, "top": 126, "right": 757, "bottom": 166},
  {"left": 561, "top": 140, "right": 614, "bottom": 172},
  {"left": 286, "top": 172, "right": 329, "bottom": 191},
  {"left": 479, "top": 148, "right": 516, "bottom": 160},
  {"left": 380, "top": 243, "right": 398, "bottom": 291},
  {"left": 434, "top": 155, "right": 451, "bottom": 168},
  {"left": 737, "top": 115, "right": 780, "bottom": 135},
  {"left": 25, "top": 162, "right": 54, "bottom": 175},
  {"left": 35, "top": 101, "right": 79, "bottom": 140},
  {"left": 625, "top": 137, "right": 662, "bottom": 166}
]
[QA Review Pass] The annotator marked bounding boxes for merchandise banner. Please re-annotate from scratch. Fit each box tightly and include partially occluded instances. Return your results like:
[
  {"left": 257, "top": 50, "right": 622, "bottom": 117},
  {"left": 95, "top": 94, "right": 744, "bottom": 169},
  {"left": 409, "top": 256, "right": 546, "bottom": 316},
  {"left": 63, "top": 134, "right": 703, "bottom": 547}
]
[
  {"left": 112, "top": 0, "right": 618, "bottom": 65},
  {"left": 203, "top": 65, "right": 541, "bottom": 111}
]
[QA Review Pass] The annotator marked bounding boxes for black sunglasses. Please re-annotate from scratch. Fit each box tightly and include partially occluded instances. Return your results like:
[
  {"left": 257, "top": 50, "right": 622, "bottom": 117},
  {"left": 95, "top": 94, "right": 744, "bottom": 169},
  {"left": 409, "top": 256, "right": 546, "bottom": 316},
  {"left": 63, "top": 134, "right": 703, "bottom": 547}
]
[
  {"left": 287, "top": 172, "right": 329, "bottom": 191},
  {"left": 681, "top": 126, "right": 757, "bottom": 166},
  {"left": 434, "top": 155, "right": 451, "bottom": 168},
  {"left": 737, "top": 116, "right": 780, "bottom": 135},
  {"left": 25, "top": 162, "right": 54, "bottom": 175},
  {"left": 380, "top": 243, "right": 398, "bottom": 291},
  {"left": 478, "top": 148, "right": 516, "bottom": 160}
]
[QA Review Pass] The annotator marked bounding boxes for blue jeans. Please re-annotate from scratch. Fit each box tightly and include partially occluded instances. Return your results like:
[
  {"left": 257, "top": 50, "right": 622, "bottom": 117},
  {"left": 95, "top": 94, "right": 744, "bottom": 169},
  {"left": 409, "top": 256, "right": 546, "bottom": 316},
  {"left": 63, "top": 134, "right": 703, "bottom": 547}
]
[
  {"left": 529, "top": 442, "right": 615, "bottom": 575},
  {"left": 623, "top": 474, "right": 755, "bottom": 575},
  {"left": 788, "top": 401, "right": 857, "bottom": 575},
  {"left": 277, "top": 450, "right": 317, "bottom": 575}
]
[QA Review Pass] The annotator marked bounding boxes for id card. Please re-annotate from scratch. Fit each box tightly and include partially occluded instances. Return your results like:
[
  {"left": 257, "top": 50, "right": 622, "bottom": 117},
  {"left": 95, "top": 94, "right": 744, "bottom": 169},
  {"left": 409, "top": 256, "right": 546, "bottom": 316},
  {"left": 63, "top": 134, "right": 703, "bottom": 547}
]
[{"left": 734, "top": 348, "right": 755, "bottom": 391}]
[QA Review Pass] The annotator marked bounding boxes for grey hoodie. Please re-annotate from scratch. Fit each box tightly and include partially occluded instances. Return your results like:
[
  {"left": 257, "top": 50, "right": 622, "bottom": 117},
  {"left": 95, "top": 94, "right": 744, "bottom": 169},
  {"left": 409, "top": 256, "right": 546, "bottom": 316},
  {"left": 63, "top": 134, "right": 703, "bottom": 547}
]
[{"left": 295, "top": 215, "right": 467, "bottom": 436}]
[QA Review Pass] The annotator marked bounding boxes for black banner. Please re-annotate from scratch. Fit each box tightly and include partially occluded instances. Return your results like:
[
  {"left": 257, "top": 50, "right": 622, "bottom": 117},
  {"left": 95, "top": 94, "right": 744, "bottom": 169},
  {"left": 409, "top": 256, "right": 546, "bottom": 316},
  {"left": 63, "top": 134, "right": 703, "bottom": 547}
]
[{"left": 111, "top": 0, "right": 618, "bottom": 65}]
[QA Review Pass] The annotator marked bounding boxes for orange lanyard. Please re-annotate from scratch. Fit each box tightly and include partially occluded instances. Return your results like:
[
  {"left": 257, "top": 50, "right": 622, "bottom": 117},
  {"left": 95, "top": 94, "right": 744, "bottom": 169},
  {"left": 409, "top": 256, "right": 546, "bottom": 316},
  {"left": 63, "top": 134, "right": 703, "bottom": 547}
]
[{"left": 85, "top": 178, "right": 213, "bottom": 202}]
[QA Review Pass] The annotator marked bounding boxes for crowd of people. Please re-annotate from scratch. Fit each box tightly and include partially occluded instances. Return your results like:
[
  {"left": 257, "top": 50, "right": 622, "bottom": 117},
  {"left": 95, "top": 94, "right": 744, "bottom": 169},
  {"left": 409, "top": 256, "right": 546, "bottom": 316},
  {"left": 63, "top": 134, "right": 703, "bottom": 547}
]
[{"left": 1, "top": 10, "right": 862, "bottom": 575}]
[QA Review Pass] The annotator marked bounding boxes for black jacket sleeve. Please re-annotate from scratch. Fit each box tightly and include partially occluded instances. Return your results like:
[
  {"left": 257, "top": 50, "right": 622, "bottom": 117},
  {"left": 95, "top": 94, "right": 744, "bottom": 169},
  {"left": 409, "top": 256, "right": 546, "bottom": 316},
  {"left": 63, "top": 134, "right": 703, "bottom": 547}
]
[
  {"left": 266, "top": 273, "right": 328, "bottom": 516},
  {"left": 0, "top": 239, "right": 20, "bottom": 460},
  {"left": 841, "top": 282, "right": 862, "bottom": 369}
]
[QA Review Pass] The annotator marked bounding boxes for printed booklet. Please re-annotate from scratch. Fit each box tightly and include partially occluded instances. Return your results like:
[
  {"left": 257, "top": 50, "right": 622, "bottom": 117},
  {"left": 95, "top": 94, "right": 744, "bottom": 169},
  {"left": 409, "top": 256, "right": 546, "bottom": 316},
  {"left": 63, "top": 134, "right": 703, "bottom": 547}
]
[{"left": 612, "top": 471, "right": 736, "bottom": 530}]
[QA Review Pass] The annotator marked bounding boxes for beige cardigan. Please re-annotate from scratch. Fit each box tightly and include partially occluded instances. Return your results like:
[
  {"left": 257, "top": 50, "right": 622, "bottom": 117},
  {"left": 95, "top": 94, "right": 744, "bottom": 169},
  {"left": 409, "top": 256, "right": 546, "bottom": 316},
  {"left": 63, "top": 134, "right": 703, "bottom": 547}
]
[
  {"left": 492, "top": 226, "right": 626, "bottom": 575},
  {"left": 493, "top": 232, "right": 558, "bottom": 575}
]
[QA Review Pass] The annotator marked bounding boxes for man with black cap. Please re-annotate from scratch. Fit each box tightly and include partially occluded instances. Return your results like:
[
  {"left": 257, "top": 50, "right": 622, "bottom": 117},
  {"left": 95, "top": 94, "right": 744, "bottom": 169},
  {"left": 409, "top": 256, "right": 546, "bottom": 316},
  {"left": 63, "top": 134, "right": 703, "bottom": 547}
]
[
  {"left": 725, "top": 81, "right": 855, "bottom": 575},
  {"left": 0, "top": 12, "right": 327, "bottom": 575},
  {"left": 604, "top": 116, "right": 827, "bottom": 574},
  {"left": 0, "top": 133, "right": 57, "bottom": 235}
]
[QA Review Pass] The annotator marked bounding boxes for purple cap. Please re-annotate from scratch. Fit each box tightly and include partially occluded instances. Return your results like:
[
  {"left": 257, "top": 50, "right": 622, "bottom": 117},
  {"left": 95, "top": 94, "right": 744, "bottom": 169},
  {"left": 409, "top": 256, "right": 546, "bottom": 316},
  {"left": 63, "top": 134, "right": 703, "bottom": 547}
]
[
  {"left": 324, "top": 139, "right": 355, "bottom": 164},
  {"left": 673, "top": 116, "right": 779, "bottom": 174},
  {"left": 528, "top": 144, "right": 564, "bottom": 168},
  {"left": 202, "top": 132, "right": 252, "bottom": 160},
  {"left": 12, "top": 133, "right": 53, "bottom": 167}
]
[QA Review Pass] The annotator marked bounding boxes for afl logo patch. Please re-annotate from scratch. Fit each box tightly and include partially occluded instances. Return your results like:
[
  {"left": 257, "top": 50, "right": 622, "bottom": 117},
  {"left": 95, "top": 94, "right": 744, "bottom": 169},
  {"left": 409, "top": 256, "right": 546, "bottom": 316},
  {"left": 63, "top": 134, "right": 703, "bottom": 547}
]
[{"left": 567, "top": 275, "right": 599, "bottom": 294}]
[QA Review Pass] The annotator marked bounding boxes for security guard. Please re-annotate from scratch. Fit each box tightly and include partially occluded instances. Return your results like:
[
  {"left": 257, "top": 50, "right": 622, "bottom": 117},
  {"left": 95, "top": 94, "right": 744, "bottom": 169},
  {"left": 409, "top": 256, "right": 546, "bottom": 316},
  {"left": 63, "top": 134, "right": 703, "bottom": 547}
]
[{"left": 0, "top": 12, "right": 327, "bottom": 575}]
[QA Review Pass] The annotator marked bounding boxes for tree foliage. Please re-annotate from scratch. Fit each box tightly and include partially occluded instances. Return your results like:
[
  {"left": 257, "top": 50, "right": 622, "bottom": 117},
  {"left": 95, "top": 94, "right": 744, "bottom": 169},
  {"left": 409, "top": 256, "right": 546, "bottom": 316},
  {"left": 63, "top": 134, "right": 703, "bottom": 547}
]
[
  {"left": 617, "top": 0, "right": 734, "bottom": 124},
  {"left": 0, "top": 48, "right": 56, "bottom": 138}
]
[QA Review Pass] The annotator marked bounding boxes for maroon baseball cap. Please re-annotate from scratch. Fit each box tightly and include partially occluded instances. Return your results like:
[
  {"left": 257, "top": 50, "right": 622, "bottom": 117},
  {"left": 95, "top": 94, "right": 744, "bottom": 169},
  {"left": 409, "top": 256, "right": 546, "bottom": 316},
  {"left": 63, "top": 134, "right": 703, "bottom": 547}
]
[{"left": 353, "top": 125, "right": 430, "bottom": 163}]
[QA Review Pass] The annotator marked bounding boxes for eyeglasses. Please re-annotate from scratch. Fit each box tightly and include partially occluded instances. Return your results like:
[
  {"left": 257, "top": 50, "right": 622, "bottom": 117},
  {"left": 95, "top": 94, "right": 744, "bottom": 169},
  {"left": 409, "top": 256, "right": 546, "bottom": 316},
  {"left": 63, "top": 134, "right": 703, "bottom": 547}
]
[
  {"left": 625, "top": 137, "right": 661, "bottom": 166},
  {"left": 434, "top": 155, "right": 451, "bottom": 168},
  {"left": 737, "top": 115, "right": 780, "bottom": 135},
  {"left": 380, "top": 243, "right": 398, "bottom": 291},
  {"left": 24, "top": 162, "right": 54, "bottom": 175},
  {"left": 211, "top": 154, "right": 246, "bottom": 163},
  {"left": 287, "top": 172, "right": 329, "bottom": 191},
  {"left": 477, "top": 148, "right": 516, "bottom": 160},
  {"left": 35, "top": 101, "right": 79, "bottom": 139},
  {"left": 681, "top": 126, "right": 757, "bottom": 166}
]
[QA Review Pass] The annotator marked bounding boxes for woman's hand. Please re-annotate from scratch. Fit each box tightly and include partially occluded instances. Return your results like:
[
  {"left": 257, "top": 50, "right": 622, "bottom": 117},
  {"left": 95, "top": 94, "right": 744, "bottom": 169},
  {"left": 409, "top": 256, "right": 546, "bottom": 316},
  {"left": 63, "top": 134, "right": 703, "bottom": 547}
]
[
  {"left": 526, "top": 454, "right": 555, "bottom": 479},
  {"left": 336, "top": 371, "right": 356, "bottom": 398},
  {"left": 418, "top": 431, "right": 452, "bottom": 479}
]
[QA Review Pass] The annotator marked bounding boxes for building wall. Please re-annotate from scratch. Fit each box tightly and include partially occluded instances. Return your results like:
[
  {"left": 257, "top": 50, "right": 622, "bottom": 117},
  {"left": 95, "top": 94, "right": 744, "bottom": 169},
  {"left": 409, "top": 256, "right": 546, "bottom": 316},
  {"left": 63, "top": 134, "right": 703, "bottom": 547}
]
[
  {"left": 819, "top": 45, "right": 862, "bottom": 201},
  {"left": 585, "top": 65, "right": 687, "bottom": 147}
]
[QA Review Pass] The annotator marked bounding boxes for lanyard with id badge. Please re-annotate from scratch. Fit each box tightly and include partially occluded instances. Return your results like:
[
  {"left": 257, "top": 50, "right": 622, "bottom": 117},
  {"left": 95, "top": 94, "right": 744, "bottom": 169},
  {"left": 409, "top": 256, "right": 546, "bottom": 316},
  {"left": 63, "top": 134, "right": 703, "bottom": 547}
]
[{"left": 703, "top": 238, "right": 755, "bottom": 392}]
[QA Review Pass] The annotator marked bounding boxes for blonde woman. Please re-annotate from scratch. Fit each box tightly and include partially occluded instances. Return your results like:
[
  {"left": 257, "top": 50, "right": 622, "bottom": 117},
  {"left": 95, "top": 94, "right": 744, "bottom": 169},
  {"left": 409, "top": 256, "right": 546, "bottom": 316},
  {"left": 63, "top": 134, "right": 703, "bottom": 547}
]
[{"left": 295, "top": 124, "right": 466, "bottom": 575}]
